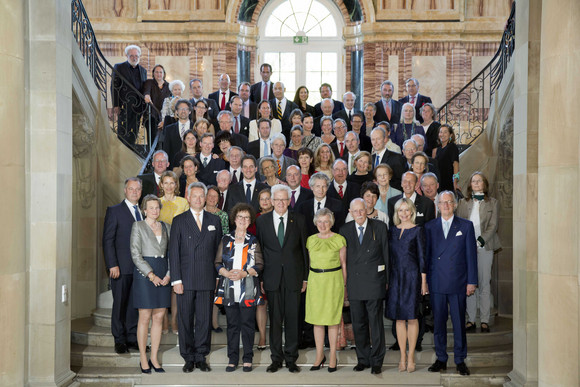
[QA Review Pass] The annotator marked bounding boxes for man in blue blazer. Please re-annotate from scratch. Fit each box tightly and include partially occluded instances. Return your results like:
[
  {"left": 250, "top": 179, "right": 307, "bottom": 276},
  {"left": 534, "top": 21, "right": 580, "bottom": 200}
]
[
  {"left": 169, "top": 182, "right": 223, "bottom": 373},
  {"left": 425, "top": 191, "right": 478, "bottom": 376},
  {"left": 102, "top": 177, "right": 143, "bottom": 354}
]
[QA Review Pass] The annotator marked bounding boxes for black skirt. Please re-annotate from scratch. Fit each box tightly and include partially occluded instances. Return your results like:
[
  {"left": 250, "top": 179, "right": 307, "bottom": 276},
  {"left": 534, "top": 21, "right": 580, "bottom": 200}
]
[{"left": 132, "top": 256, "right": 171, "bottom": 309}]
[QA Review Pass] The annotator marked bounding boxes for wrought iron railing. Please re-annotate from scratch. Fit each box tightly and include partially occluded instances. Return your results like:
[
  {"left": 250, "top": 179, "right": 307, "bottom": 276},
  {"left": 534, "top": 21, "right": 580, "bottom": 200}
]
[
  {"left": 437, "top": 2, "right": 515, "bottom": 147},
  {"left": 71, "top": 0, "right": 160, "bottom": 161}
]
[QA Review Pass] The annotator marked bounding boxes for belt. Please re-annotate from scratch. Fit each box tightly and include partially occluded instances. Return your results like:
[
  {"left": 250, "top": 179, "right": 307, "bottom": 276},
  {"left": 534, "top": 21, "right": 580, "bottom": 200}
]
[{"left": 310, "top": 266, "right": 341, "bottom": 273}]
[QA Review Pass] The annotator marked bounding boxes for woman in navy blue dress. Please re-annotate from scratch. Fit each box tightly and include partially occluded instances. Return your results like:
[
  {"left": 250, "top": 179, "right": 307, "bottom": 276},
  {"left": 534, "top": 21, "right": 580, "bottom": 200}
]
[{"left": 385, "top": 198, "right": 427, "bottom": 373}]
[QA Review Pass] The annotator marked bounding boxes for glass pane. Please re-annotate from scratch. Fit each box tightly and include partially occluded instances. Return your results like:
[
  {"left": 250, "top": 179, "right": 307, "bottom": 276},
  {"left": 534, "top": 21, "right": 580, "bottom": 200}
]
[
  {"left": 273, "top": 2, "right": 293, "bottom": 20},
  {"left": 265, "top": 17, "right": 282, "bottom": 37},
  {"left": 321, "top": 53, "right": 337, "bottom": 71},
  {"left": 280, "top": 52, "right": 295, "bottom": 72},
  {"left": 264, "top": 53, "right": 280, "bottom": 73},
  {"left": 294, "top": 12, "right": 307, "bottom": 32},
  {"left": 280, "top": 72, "right": 295, "bottom": 93},
  {"left": 302, "top": 16, "right": 319, "bottom": 35},
  {"left": 280, "top": 23, "right": 296, "bottom": 37},
  {"left": 319, "top": 16, "right": 337, "bottom": 36},
  {"left": 308, "top": 91, "right": 321, "bottom": 106},
  {"left": 306, "top": 52, "right": 321, "bottom": 71}
]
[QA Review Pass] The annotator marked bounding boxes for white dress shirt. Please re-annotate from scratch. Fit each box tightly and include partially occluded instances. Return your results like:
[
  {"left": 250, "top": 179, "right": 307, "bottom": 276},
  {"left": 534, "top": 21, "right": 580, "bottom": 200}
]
[
  {"left": 178, "top": 120, "right": 191, "bottom": 138},
  {"left": 333, "top": 180, "right": 348, "bottom": 195},
  {"left": 171, "top": 209, "right": 204, "bottom": 286},
  {"left": 273, "top": 210, "right": 288, "bottom": 235},
  {"left": 124, "top": 199, "right": 141, "bottom": 221},
  {"left": 243, "top": 178, "right": 257, "bottom": 200},
  {"left": 313, "top": 197, "right": 327, "bottom": 213}
]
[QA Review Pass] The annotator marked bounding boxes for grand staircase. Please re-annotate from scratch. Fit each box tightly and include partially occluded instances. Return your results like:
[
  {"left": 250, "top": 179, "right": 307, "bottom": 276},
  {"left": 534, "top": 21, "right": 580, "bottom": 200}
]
[{"left": 71, "top": 308, "right": 511, "bottom": 386}]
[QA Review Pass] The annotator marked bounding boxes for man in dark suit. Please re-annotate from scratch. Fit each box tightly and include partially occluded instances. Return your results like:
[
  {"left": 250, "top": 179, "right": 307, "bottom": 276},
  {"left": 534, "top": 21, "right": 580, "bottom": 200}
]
[
  {"left": 341, "top": 131, "right": 361, "bottom": 174},
  {"left": 162, "top": 99, "right": 193, "bottom": 168},
  {"left": 314, "top": 83, "right": 344, "bottom": 116},
  {"left": 398, "top": 78, "right": 432, "bottom": 123},
  {"left": 196, "top": 133, "right": 227, "bottom": 186},
  {"left": 247, "top": 118, "right": 273, "bottom": 159},
  {"left": 373, "top": 80, "right": 402, "bottom": 127},
  {"left": 215, "top": 170, "right": 231, "bottom": 211},
  {"left": 169, "top": 182, "right": 223, "bottom": 373},
  {"left": 425, "top": 191, "right": 477, "bottom": 376},
  {"left": 102, "top": 177, "right": 142, "bottom": 354},
  {"left": 138, "top": 150, "right": 169, "bottom": 197},
  {"left": 225, "top": 155, "right": 268, "bottom": 213},
  {"left": 269, "top": 82, "right": 299, "bottom": 139},
  {"left": 189, "top": 78, "right": 219, "bottom": 120},
  {"left": 250, "top": 63, "right": 274, "bottom": 103},
  {"left": 388, "top": 172, "right": 436, "bottom": 227},
  {"left": 215, "top": 110, "right": 249, "bottom": 150},
  {"left": 332, "top": 91, "right": 361, "bottom": 131},
  {"left": 313, "top": 98, "right": 335, "bottom": 137},
  {"left": 339, "top": 198, "right": 389, "bottom": 374},
  {"left": 226, "top": 95, "right": 250, "bottom": 137},
  {"left": 109, "top": 45, "right": 147, "bottom": 146},
  {"left": 295, "top": 172, "right": 345, "bottom": 236},
  {"left": 231, "top": 82, "right": 258, "bottom": 120},
  {"left": 208, "top": 73, "right": 238, "bottom": 112},
  {"left": 270, "top": 133, "right": 297, "bottom": 181},
  {"left": 256, "top": 185, "right": 309, "bottom": 373},
  {"left": 370, "top": 126, "right": 405, "bottom": 190},
  {"left": 327, "top": 159, "right": 361, "bottom": 211},
  {"left": 330, "top": 119, "right": 348, "bottom": 159},
  {"left": 285, "top": 165, "right": 313, "bottom": 211}
]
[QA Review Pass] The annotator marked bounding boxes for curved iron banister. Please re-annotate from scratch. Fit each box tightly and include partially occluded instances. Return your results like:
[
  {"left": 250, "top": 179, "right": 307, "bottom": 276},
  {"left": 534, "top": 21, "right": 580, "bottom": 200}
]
[
  {"left": 437, "top": 2, "right": 515, "bottom": 148},
  {"left": 71, "top": 0, "right": 160, "bottom": 160}
]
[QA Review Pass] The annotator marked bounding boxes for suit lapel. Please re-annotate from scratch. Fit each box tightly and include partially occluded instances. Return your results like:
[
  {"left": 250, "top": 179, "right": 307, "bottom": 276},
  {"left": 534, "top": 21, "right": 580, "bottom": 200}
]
[
  {"left": 120, "top": 201, "right": 136, "bottom": 223},
  {"left": 282, "top": 212, "right": 295, "bottom": 247},
  {"left": 185, "top": 211, "right": 201, "bottom": 241}
]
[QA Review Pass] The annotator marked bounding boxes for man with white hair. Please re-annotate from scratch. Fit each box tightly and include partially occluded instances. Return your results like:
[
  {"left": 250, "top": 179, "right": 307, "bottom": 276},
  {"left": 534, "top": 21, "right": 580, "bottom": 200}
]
[
  {"left": 269, "top": 81, "right": 298, "bottom": 137},
  {"left": 313, "top": 98, "right": 335, "bottom": 136},
  {"left": 332, "top": 91, "right": 362, "bottom": 131},
  {"left": 208, "top": 73, "right": 238, "bottom": 112},
  {"left": 398, "top": 78, "right": 432, "bottom": 123},
  {"left": 269, "top": 133, "right": 297, "bottom": 181},
  {"left": 109, "top": 44, "right": 147, "bottom": 146}
]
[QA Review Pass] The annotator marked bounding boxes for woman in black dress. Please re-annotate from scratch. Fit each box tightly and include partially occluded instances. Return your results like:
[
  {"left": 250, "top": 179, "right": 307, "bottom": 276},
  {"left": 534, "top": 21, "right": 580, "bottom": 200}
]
[
  {"left": 432, "top": 124, "right": 459, "bottom": 192},
  {"left": 347, "top": 151, "right": 373, "bottom": 186},
  {"left": 293, "top": 85, "right": 316, "bottom": 116},
  {"left": 385, "top": 198, "right": 427, "bottom": 373}
]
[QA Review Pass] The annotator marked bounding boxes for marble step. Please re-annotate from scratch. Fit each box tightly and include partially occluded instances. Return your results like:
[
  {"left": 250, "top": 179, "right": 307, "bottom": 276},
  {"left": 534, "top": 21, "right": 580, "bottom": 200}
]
[{"left": 72, "top": 316, "right": 512, "bottom": 349}]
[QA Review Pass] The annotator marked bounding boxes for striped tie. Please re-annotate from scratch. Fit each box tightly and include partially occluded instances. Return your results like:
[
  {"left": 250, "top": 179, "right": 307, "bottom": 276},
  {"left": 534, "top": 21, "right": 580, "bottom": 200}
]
[
  {"left": 277, "top": 159, "right": 282, "bottom": 176},
  {"left": 277, "top": 100, "right": 282, "bottom": 120}
]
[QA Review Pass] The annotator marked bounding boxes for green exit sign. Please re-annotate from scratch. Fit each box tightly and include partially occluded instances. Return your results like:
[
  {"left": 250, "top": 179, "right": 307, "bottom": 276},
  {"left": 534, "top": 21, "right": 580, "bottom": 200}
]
[{"left": 293, "top": 36, "right": 308, "bottom": 44}]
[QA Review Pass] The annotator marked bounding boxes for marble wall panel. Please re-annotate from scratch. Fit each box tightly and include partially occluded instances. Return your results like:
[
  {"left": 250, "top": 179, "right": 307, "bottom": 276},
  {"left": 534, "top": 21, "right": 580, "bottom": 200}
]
[
  {"left": 147, "top": 0, "right": 189, "bottom": 10},
  {"left": 155, "top": 56, "right": 191, "bottom": 98},
  {"left": 466, "top": 0, "right": 513, "bottom": 18},
  {"left": 388, "top": 55, "right": 399, "bottom": 97},
  {"left": 412, "top": 56, "right": 446, "bottom": 107},
  {"left": 84, "top": 0, "right": 138, "bottom": 19}
]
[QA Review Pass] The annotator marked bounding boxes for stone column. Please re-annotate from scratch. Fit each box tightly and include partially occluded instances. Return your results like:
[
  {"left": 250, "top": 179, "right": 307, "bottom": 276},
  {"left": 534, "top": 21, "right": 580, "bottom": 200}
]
[
  {"left": 0, "top": 1, "right": 27, "bottom": 385},
  {"left": 536, "top": 0, "right": 580, "bottom": 385},
  {"left": 508, "top": 0, "right": 540, "bottom": 386},
  {"left": 350, "top": 48, "right": 364, "bottom": 111}
]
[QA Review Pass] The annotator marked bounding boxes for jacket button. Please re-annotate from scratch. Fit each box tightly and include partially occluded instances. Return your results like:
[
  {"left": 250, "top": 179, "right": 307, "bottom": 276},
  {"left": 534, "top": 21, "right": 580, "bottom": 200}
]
[{"left": 438, "top": 257, "right": 440, "bottom": 260}]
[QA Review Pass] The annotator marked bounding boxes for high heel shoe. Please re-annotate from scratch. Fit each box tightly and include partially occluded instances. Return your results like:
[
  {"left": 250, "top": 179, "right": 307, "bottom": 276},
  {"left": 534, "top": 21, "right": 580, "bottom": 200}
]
[
  {"left": 328, "top": 359, "right": 338, "bottom": 373},
  {"left": 407, "top": 361, "right": 416, "bottom": 373},
  {"left": 310, "top": 356, "right": 326, "bottom": 371},
  {"left": 398, "top": 361, "right": 406, "bottom": 372},
  {"left": 140, "top": 361, "right": 151, "bottom": 374},
  {"left": 148, "top": 359, "right": 165, "bottom": 373}
]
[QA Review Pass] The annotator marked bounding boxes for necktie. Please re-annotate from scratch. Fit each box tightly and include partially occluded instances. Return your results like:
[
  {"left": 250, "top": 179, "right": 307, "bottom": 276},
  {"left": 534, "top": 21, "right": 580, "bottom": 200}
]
[
  {"left": 339, "top": 142, "right": 344, "bottom": 157},
  {"left": 358, "top": 226, "right": 364, "bottom": 244},
  {"left": 443, "top": 220, "right": 450, "bottom": 239},
  {"left": 290, "top": 190, "right": 296, "bottom": 208},
  {"left": 242, "top": 102, "right": 248, "bottom": 118},
  {"left": 220, "top": 92, "right": 226, "bottom": 110},
  {"left": 349, "top": 156, "right": 355, "bottom": 174},
  {"left": 232, "top": 170, "right": 238, "bottom": 184},
  {"left": 277, "top": 216, "right": 285, "bottom": 246},
  {"left": 410, "top": 95, "right": 416, "bottom": 105},
  {"left": 374, "top": 154, "right": 380, "bottom": 168},
  {"left": 234, "top": 117, "right": 239, "bottom": 133},
  {"left": 277, "top": 100, "right": 282, "bottom": 120},
  {"left": 133, "top": 205, "right": 142, "bottom": 221},
  {"left": 203, "top": 157, "right": 208, "bottom": 167},
  {"left": 180, "top": 123, "right": 186, "bottom": 137},
  {"left": 263, "top": 140, "right": 269, "bottom": 157},
  {"left": 385, "top": 101, "right": 391, "bottom": 120},
  {"left": 317, "top": 201, "right": 321, "bottom": 211},
  {"left": 277, "top": 159, "right": 282, "bottom": 176},
  {"left": 348, "top": 110, "right": 352, "bottom": 122},
  {"left": 263, "top": 82, "right": 268, "bottom": 101},
  {"left": 195, "top": 212, "right": 202, "bottom": 230},
  {"left": 218, "top": 192, "right": 224, "bottom": 210},
  {"left": 246, "top": 184, "right": 252, "bottom": 203},
  {"left": 338, "top": 185, "right": 344, "bottom": 199}
]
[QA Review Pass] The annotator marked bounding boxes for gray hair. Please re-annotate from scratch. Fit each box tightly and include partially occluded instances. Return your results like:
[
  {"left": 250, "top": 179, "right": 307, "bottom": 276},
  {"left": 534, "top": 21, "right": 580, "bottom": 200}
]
[
  {"left": 400, "top": 102, "right": 419, "bottom": 124},
  {"left": 343, "top": 91, "right": 356, "bottom": 100},
  {"left": 189, "top": 78, "right": 202, "bottom": 87},
  {"left": 169, "top": 80, "right": 185, "bottom": 93},
  {"left": 371, "top": 126, "right": 387, "bottom": 139},
  {"left": 349, "top": 197, "right": 367, "bottom": 210},
  {"left": 286, "top": 164, "right": 301, "bottom": 174},
  {"left": 345, "top": 131, "right": 359, "bottom": 142},
  {"left": 406, "top": 77, "right": 419, "bottom": 88},
  {"left": 313, "top": 207, "right": 335, "bottom": 227},
  {"left": 333, "top": 158, "right": 348, "bottom": 169},
  {"left": 271, "top": 184, "right": 292, "bottom": 199},
  {"left": 124, "top": 176, "right": 142, "bottom": 188},
  {"left": 216, "top": 169, "right": 231, "bottom": 180},
  {"left": 333, "top": 118, "right": 347, "bottom": 129},
  {"left": 421, "top": 172, "right": 439, "bottom": 185},
  {"left": 217, "top": 110, "right": 234, "bottom": 121},
  {"left": 290, "top": 125, "right": 303, "bottom": 135},
  {"left": 381, "top": 80, "right": 394, "bottom": 89},
  {"left": 188, "top": 181, "right": 208, "bottom": 196},
  {"left": 420, "top": 102, "right": 437, "bottom": 118},
  {"left": 259, "top": 156, "right": 276, "bottom": 171},
  {"left": 320, "top": 115, "right": 334, "bottom": 127},
  {"left": 364, "top": 102, "right": 377, "bottom": 113},
  {"left": 321, "top": 98, "right": 334, "bottom": 108},
  {"left": 270, "top": 133, "right": 287, "bottom": 147},
  {"left": 227, "top": 146, "right": 245, "bottom": 158},
  {"left": 435, "top": 190, "right": 457, "bottom": 208},
  {"left": 411, "top": 134, "right": 425, "bottom": 145},
  {"left": 274, "top": 81, "right": 285, "bottom": 89},
  {"left": 309, "top": 172, "right": 331, "bottom": 189},
  {"left": 153, "top": 150, "right": 169, "bottom": 161},
  {"left": 402, "top": 139, "right": 418, "bottom": 150},
  {"left": 124, "top": 44, "right": 141, "bottom": 55},
  {"left": 218, "top": 73, "right": 231, "bottom": 83}
]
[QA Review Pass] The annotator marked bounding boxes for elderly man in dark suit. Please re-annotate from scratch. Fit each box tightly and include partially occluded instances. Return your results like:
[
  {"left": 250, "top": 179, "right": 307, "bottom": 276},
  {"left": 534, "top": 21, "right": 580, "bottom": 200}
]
[
  {"left": 102, "top": 177, "right": 143, "bottom": 354},
  {"left": 327, "top": 159, "right": 360, "bottom": 211},
  {"left": 256, "top": 184, "right": 309, "bottom": 373},
  {"left": 169, "top": 182, "right": 223, "bottom": 373},
  {"left": 332, "top": 91, "right": 361, "bottom": 131},
  {"left": 285, "top": 165, "right": 313, "bottom": 211},
  {"left": 138, "top": 150, "right": 169, "bottom": 198},
  {"left": 373, "top": 80, "right": 402, "bottom": 127},
  {"left": 208, "top": 73, "right": 237, "bottom": 112},
  {"left": 270, "top": 133, "right": 297, "bottom": 181},
  {"left": 314, "top": 83, "right": 344, "bottom": 116},
  {"left": 425, "top": 191, "right": 478, "bottom": 376},
  {"left": 109, "top": 45, "right": 147, "bottom": 146},
  {"left": 398, "top": 78, "right": 433, "bottom": 123},
  {"left": 388, "top": 171, "right": 436, "bottom": 227},
  {"left": 339, "top": 198, "right": 389, "bottom": 374},
  {"left": 250, "top": 63, "right": 274, "bottom": 103},
  {"left": 371, "top": 126, "right": 405, "bottom": 190},
  {"left": 225, "top": 155, "right": 268, "bottom": 213}
]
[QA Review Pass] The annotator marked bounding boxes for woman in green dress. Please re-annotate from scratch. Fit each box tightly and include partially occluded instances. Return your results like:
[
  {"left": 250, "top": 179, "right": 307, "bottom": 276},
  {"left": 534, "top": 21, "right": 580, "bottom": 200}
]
[{"left": 305, "top": 208, "right": 347, "bottom": 373}]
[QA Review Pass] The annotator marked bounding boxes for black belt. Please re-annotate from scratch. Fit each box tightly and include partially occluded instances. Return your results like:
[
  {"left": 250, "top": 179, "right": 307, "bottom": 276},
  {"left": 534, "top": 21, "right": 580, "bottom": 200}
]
[{"left": 310, "top": 266, "right": 341, "bottom": 273}]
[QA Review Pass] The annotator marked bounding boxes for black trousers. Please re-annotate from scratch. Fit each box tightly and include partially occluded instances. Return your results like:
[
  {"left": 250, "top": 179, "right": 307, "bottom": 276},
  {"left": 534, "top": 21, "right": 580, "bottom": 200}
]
[
  {"left": 177, "top": 290, "right": 213, "bottom": 363},
  {"left": 298, "top": 291, "right": 314, "bottom": 346},
  {"left": 267, "top": 280, "right": 301, "bottom": 364},
  {"left": 350, "top": 299, "right": 386, "bottom": 367},
  {"left": 225, "top": 304, "right": 256, "bottom": 365},
  {"left": 110, "top": 274, "right": 138, "bottom": 344}
]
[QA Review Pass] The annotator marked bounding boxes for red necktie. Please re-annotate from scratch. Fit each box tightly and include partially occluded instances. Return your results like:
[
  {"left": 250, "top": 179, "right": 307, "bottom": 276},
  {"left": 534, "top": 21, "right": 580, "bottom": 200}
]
[
  {"left": 338, "top": 185, "right": 344, "bottom": 199},
  {"left": 339, "top": 142, "right": 344, "bottom": 157},
  {"left": 263, "top": 82, "right": 268, "bottom": 101},
  {"left": 235, "top": 117, "right": 239, "bottom": 133},
  {"left": 410, "top": 95, "right": 416, "bottom": 105},
  {"left": 385, "top": 101, "right": 391, "bottom": 120},
  {"left": 220, "top": 92, "right": 226, "bottom": 110}
]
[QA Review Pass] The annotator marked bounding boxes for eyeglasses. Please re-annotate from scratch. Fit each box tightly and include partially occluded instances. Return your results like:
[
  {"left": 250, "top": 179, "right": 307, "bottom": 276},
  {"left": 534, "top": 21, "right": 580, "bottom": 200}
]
[
  {"left": 439, "top": 200, "right": 454, "bottom": 206},
  {"left": 236, "top": 215, "right": 251, "bottom": 220},
  {"left": 272, "top": 198, "right": 289, "bottom": 202}
]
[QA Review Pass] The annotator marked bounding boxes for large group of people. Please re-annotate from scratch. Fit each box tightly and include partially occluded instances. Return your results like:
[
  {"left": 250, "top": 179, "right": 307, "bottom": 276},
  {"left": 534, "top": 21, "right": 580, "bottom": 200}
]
[{"left": 102, "top": 45, "right": 502, "bottom": 377}]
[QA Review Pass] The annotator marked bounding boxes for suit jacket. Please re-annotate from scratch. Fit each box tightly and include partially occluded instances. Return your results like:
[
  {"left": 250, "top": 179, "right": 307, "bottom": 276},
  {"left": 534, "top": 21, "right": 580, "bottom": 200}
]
[
  {"left": 231, "top": 115, "right": 250, "bottom": 138},
  {"left": 456, "top": 197, "right": 502, "bottom": 251},
  {"left": 250, "top": 81, "right": 274, "bottom": 103},
  {"left": 196, "top": 154, "right": 227, "bottom": 186},
  {"left": 168, "top": 210, "right": 223, "bottom": 290},
  {"left": 226, "top": 100, "right": 258, "bottom": 121},
  {"left": 399, "top": 94, "right": 433, "bottom": 122},
  {"left": 269, "top": 98, "right": 299, "bottom": 138},
  {"left": 288, "top": 186, "right": 314, "bottom": 211},
  {"left": 111, "top": 61, "right": 147, "bottom": 108},
  {"left": 247, "top": 139, "right": 264, "bottom": 159},
  {"left": 139, "top": 173, "right": 160, "bottom": 197},
  {"left": 295, "top": 197, "right": 346, "bottom": 236},
  {"left": 102, "top": 201, "right": 139, "bottom": 275},
  {"left": 332, "top": 108, "right": 362, "bottom": 131},
  {"left": 163, "top": 121, "right": 194, "bottom": 168},
  {"left": 256, "top": 211, "right": 309, "bottom": 292},
  {"left": 372, "top": 150, "right": 405, "bottom": 190},
  {"left": 339, "top": 219, "right": 389, "bottom": 300},
  {"left": 373, "top": 99, "right": 402, "bottom": 127},
  {"left": 387, "top": 193, "right": 435, "bottom": 227},
  {"left": 130, "top": 220, "right": 170, "bottom": 277},
  {"left": 330, "top": 140, "right": 347, "bottom": 159},
  {"left": 225, "top": 180, "right": 269, "bottom": 213},
  {"left": 208, "top": 90, "right": 238, "bottom": 111},
  {"left": 269, "top": 155, "right": 297, "bottom": 181},
  {"left": 189, "top": 97, "right": 219, "bottom": 120},
  {"left": 327, "top": 180, "right": 361, "bottom": 211},
  {"left": 424, "top": 216, "right": 478, "bottom": 294},
  {"left": 314, "top": 99, "right": 344, "bottom": 117}
]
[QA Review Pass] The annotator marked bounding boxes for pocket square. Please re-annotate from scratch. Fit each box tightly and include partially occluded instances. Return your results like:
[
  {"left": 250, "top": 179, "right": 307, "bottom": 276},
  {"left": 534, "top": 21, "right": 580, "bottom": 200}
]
[
  {"left": 208, "top": 225, "right": 216, "bottom": 231},
  {"left": 455, "top": 231, "right": 463, "bottom": 236},
  {"left": 417, "top": 212, "right": 424, "bottom": 217}
]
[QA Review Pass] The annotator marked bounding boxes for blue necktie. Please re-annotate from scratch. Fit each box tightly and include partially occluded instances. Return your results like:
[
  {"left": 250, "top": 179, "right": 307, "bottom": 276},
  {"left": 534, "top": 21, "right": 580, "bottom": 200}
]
[
  {"left": 358, "top": 226, "right": 364, "bottom": 244},
  {"left": 375, "top": 155, "right": 380, "bottom": 168},
  {"left": 246, "top": 184, "right": 252, "bottom": 203},
  {"left": 133, "top": 205, "right": 142, "bottom": 221}
]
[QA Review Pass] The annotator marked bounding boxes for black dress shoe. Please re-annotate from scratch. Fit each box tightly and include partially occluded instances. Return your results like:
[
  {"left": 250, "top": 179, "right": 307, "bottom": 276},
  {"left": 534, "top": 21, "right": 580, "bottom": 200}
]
[
  {"left": 182, "top": 361, "right": 195, "bottom": 373},
  {"left": 148, "top": 360, "right": 165, "bottom": 373},
  {"left": 126, "top": 341, "right": 139, "bottom": 351},
  {"left": 465, "top": 322, "right": 476, "bottom": 333},
  {"left": 456, "top": 362, "right": 470, "bottom": 375},
  {"left": 196, "top": 361, "right": 211, "bottom": 372},
  {"left": 242, "top": 365, "right": 252, "bottom": 372},
  {"left": 428, "top": 360, "right": 447, "bottom": 372},
  {"left": 353, "top": 363, "right": 370, "bottom": 372},
  {"left": 389, "top": 342, "right": 400, "bottom": 351},
  {"left": 371, "top": 365, "right": 382, "bottom": 374},
  {"left": 415, "top": 342, "right": 423, "bottom": 352},
  {"left": 287, "top": 362, "right": 300, "bottom": 373},
  {"left": 225, "top": 364, "right": 237, "bottom": 372},
  {"left": 212, "top": 326, "right": 223, "bottom": 333},
  {"left": 114, "top": 343, "right": 128, "bottom": 354},
  {"left": 266, "top": 362, "right": 283, "bottom": 373}
]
